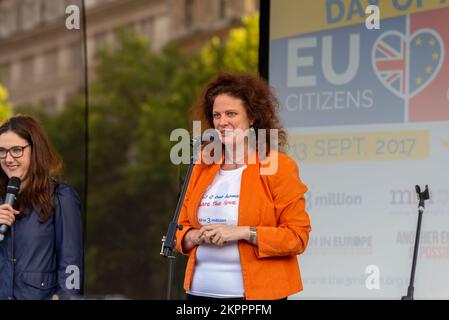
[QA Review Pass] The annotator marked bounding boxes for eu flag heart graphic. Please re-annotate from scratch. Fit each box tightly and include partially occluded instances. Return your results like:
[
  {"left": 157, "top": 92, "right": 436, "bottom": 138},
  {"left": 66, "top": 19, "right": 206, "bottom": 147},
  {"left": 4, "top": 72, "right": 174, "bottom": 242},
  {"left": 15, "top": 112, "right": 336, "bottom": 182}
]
[{"left": 372, "top": 29, "right": 444, "bottom": 99}]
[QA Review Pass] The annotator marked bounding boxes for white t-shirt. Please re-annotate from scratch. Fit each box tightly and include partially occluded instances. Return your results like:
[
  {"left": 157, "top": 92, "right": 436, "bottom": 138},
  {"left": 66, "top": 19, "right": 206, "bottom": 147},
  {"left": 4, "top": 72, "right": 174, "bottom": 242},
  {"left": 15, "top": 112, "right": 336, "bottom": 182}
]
[{"left": 188, "top": 165, "right": 246, "bottom": 298}]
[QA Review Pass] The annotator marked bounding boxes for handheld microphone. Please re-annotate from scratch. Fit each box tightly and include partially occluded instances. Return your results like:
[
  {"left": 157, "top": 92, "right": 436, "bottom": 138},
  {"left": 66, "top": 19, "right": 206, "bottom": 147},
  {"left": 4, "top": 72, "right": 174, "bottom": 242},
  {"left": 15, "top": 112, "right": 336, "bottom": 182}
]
[
  {"left": 0, "top": 177, "right": 21, "bottom": 242},
  {"left": 191, "top": 135, "right": 215, "bottom": 147}
]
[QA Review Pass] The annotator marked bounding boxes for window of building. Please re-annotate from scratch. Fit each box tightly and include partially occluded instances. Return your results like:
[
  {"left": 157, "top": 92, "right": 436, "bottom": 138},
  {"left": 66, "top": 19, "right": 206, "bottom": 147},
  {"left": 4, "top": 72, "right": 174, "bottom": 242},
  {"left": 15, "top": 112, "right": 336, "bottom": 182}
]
[
  {"left": 43, "top": 49, "right": 59, "bottom": 76},
  {"left": 41, "top": 0, "right": 64, "bottom": 23},
  {"left": 94, "top": 31, "right": 109, "bottom": 51},
  {"left": 185, "top": 0, "right": 194, "bottom": 30},
  {"left": 21, "top": 56, "right": 35, "bottom": 83},
  {"left": 18, "top": 0, "right": 40, "bottom": 31},
  {"left": 140, "top": 17, "right": 154, "bottom": 40},
  {"left": 1, "top": 3, "right": 19, "bottom": 37},
  {"left": 219, "top": 0, "right": 227, "bottom": 20},
  {"left": 0, "top": 64, "right": 10, "bottom": 87},
  {"left": 68, "top": 43, "right": 83, "bottom": 71},
  {"left": 0, "top": 9, "right": 8, "bottom": 38}
]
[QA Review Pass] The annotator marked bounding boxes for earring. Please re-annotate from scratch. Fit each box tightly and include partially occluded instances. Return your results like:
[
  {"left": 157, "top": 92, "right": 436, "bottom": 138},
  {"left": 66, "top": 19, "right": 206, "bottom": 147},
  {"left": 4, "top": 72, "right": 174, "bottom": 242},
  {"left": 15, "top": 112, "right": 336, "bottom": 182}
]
[{"left": 249, "top": 125, "right": 255, "bottom": 132}]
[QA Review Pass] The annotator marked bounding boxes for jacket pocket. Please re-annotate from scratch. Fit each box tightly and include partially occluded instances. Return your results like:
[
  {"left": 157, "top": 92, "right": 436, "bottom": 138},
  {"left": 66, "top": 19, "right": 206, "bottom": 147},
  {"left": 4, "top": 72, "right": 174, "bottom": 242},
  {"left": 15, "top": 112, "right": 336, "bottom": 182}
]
[{"left": 21, "top": 272, "right": 57, "bottom": 292}]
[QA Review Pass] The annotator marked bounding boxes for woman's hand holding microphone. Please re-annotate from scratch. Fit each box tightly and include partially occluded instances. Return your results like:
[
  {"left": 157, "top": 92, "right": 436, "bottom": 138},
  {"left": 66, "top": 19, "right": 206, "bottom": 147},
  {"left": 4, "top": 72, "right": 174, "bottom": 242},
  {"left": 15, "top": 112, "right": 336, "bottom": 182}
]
[{"left": 0, "top": 204, "right": 19, "bottom": 227}]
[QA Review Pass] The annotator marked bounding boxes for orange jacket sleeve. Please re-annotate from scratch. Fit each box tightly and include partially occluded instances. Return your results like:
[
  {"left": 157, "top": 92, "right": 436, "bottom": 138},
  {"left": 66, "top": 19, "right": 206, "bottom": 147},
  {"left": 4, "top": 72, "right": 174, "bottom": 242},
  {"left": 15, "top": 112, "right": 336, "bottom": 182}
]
[{"left": 256, "top": 155, "right": 311, "bottom": 258}]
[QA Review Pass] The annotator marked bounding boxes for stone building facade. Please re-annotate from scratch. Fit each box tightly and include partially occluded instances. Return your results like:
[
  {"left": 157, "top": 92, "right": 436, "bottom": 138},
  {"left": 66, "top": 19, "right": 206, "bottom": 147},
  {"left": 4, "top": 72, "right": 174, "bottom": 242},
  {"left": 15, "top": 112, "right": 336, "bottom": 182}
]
[{"left": 0, "top": 0, "right": 258, "bottom": 111}]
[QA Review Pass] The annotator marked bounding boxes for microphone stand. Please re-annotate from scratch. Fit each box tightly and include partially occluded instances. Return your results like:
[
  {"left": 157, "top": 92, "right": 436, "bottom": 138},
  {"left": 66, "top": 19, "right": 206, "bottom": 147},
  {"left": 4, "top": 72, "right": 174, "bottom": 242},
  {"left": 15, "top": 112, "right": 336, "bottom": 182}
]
[
  {"left": 160, "top": 138, "right": 201, "bottom": 300},
  {"left": 402, "top": 185, "right": 430, "bottom": 300}
]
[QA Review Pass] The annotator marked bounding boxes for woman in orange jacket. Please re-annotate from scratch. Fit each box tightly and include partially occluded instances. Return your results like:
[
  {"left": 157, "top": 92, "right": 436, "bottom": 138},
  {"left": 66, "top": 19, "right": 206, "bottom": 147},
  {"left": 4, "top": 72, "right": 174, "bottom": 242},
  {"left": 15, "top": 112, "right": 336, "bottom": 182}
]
[{"left": 176, "top": 72, "right": 311, "bottom": 300}]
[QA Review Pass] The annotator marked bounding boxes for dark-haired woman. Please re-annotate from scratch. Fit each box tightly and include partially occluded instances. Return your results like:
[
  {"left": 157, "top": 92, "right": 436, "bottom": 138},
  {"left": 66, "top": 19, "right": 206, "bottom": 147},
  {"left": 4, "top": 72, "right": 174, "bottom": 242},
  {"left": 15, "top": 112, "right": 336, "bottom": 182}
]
[
  {"left": 0, "top": 114, "right": 83, "bottom": 300},
  {"left": 176, "top": 72, "right": 311, "bottom": 300}
]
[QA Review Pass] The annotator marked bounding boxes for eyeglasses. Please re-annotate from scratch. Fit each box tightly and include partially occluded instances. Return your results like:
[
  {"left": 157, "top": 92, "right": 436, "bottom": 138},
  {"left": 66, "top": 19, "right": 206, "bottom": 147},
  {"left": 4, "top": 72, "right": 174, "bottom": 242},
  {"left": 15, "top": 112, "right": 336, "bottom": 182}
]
[{"left": 0, "top": 145, "right": 30, "bottom": 159}]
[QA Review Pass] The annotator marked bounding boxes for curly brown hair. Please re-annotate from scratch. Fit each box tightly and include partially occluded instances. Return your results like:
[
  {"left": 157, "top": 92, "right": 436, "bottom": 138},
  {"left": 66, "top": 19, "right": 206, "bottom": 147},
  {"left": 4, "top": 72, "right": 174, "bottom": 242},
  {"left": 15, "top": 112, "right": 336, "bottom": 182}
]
[
  {"left": 192, "top": 72, "right": 287, "bottom": 153},
  {"left": 0, "top": 114, "right": 63, "bottom": 223}
]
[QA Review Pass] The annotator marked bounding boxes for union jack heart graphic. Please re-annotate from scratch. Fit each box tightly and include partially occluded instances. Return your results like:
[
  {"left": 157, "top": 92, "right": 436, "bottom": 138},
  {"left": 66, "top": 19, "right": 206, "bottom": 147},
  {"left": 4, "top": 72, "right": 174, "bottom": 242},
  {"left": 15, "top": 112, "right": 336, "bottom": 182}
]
[{"left": 372, "top": 29, "right": 444, "bottom": 99}]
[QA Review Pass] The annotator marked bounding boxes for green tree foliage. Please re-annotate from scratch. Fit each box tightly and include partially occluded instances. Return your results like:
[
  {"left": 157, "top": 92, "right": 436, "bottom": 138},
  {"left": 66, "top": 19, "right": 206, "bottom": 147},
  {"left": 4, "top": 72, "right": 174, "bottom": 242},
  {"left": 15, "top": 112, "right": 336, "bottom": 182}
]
[
  {"left": 200, "top": 14, "right": 259, "bottom": 74},
  {"left": 0, "top": 85, "right": 13, "bottom": 122},
  {"left": 14, "top": 13, "right": 260, "bottom": 299}
]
